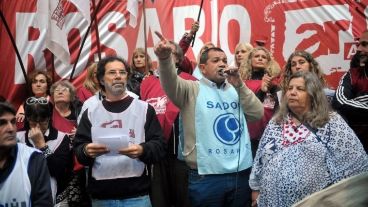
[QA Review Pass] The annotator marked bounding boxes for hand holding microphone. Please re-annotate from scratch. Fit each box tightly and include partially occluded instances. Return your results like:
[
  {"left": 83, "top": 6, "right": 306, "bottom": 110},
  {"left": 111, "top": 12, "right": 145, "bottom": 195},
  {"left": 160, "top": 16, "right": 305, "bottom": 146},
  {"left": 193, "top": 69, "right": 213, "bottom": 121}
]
[{"left": 222, "top": 67, "right": 244, "bottom": 88}]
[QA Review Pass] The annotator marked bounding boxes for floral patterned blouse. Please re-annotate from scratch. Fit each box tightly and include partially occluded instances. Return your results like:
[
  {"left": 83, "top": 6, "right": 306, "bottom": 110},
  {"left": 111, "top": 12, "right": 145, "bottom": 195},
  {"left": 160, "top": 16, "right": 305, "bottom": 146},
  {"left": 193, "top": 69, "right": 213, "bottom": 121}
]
[{"left": 249, "top": 112, "right": 368, "bottom": 207}]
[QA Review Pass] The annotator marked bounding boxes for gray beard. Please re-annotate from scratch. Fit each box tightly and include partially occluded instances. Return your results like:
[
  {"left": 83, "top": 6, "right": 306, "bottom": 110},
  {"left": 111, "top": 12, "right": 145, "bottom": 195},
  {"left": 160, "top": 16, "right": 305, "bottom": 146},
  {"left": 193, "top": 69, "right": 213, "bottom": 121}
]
[{"left": 106, "top": 83, "right": 126, "bottom": 96}]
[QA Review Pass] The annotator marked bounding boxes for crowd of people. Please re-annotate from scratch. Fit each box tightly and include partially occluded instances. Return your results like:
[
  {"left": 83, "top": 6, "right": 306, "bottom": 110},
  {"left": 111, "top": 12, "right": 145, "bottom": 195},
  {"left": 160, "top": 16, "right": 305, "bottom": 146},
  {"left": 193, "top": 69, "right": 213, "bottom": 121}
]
[{"left": 1, "top": 22, "right": 368, "bottom": 207}]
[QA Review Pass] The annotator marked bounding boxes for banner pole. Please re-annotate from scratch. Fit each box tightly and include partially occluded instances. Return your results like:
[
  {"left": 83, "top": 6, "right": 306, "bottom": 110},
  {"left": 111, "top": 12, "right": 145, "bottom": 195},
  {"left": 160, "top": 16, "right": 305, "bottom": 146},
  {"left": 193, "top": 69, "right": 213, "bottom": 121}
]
[
  {"left": 70, "top": 0, "right": 103, "bottom": 80},
  {"left": 143, "top": 0, "right": 148, "bottom": 75},
  {"left": 191, "top": 0, "right": 204, "bottom": 47}
]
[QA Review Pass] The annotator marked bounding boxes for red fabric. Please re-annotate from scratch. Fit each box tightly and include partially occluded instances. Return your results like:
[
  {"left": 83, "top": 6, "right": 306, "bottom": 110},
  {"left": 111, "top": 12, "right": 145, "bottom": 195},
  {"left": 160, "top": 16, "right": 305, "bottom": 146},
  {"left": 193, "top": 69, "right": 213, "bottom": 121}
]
[
  {"left": 76, "top": 86, "right": 94, "bottom": 103},
  {"left": 245, "top": 79, "right": 275, "bottom": 140},
  {"left": 350, "top": 68, "right": 368, "bottom": 92},
  {"left": 52, "top": 108, "right": 83, "bottom": 171},
  {"left": 140, "top": 72, "right": 196, "bottom": 141},
  {"left": 52, "top": 108, "right": 76, "bottom": 134}
]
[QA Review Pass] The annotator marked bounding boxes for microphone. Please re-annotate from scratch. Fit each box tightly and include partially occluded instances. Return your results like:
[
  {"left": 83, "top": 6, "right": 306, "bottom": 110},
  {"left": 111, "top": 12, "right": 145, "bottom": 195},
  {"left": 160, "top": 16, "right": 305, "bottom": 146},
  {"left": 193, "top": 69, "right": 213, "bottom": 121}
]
[{"left": 218, "top": 68, "right": 239, "bottom": 77}]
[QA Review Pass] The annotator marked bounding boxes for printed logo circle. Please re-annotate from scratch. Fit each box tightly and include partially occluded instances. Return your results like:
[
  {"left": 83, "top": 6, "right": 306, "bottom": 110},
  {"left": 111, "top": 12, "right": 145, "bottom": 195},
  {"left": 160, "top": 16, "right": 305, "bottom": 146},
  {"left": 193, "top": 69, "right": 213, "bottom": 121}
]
[{"left": 213, "top": 113, "right": 242, "bottom": 145}]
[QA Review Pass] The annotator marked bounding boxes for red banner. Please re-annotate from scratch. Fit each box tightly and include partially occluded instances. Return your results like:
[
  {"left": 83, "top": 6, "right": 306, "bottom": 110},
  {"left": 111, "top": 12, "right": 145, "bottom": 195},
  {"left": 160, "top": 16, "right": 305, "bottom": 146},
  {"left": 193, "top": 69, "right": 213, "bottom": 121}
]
[{"left": 0, "top": 0, "right": 367, "bottom": 107}]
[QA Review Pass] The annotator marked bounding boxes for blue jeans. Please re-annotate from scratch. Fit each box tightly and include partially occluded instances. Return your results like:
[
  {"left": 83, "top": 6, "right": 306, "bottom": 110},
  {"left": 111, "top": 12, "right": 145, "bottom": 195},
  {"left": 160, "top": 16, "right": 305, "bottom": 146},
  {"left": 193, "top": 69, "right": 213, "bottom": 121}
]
[
  {"left": 188, "top": 168, "right": 251, "bottom": 207},
  {"left": 92, "top": 195, "right": 152, "bottom": 207}
]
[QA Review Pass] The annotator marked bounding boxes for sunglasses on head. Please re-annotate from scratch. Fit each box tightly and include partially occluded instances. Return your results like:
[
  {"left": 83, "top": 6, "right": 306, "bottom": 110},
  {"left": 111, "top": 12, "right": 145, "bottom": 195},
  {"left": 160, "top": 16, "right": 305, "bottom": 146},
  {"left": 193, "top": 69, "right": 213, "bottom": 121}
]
[{"left": 26, "top": 97, "right": 49, "bottom": 105}]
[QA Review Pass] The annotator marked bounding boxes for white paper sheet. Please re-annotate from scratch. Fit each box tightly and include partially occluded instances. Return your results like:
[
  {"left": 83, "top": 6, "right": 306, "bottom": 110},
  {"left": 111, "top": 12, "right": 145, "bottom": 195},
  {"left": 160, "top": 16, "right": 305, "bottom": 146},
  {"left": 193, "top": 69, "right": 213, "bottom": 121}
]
[{"left": 91, "top": 127, "right": 129, "bottom": 156}]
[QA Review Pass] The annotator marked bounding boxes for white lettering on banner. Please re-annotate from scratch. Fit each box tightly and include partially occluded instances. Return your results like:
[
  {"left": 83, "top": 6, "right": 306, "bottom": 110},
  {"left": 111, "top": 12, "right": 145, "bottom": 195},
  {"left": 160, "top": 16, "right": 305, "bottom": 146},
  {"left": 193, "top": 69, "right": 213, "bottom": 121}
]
[
  {"left": 136, "top": 8, "right": 162, "bottom": 62},
  {"left": 211, "top": 0, "right": 218, "bottom": 47},
  {"left": 283, "top": 4, "right": 352, "bottom": 75},
  {"left": 98, "top": 11, "right": 129, "bottom": 60},
  {"left": 219, "top": 5, "right": 251, "bottom": 65},
  {"left": 173, "top": 5, "right": 205, "bottom": 57},
  {"left": 54, "top": 12, "right": 90, "bottom": 78},
  {"left": 15, "top": 13, "right": 47, "bottom": 84}
]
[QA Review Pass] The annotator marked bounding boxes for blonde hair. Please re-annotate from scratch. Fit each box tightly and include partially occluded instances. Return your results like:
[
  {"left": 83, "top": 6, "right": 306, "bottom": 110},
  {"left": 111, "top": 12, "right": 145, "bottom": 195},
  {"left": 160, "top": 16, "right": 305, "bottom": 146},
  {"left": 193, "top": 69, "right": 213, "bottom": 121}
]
[
  {"left": 239, "top": 47, "right": 280, "bottom": 80},
  {"left": 234, "top": 42, "right": 253, "bottom": 67},
  {"left": 83, "top": 63, "right": 99, "bottom": 94}
]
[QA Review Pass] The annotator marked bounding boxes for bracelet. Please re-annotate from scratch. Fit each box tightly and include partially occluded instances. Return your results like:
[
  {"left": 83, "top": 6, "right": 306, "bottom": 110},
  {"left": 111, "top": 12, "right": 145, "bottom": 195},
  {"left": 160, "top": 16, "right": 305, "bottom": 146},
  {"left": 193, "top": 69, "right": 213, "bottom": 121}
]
[
  {"left": 18, "top": 113, "right": 24, "bottom": 115},
  {"left": 39, "top": 145, "right": 52, "bottom": 158}
]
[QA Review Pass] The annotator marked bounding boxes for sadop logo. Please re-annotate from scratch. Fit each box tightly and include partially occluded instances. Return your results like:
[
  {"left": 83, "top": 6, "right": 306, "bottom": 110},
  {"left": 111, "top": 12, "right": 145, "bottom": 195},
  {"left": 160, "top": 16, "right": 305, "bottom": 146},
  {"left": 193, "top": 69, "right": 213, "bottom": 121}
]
[{"left": 213, "top": 113, "right": 242, "bottom": 145}]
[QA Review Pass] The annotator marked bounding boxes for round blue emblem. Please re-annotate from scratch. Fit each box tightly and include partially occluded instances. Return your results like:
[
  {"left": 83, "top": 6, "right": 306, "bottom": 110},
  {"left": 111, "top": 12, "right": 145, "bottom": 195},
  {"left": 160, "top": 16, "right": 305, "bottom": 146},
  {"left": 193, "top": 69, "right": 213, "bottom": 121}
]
[{"left": 213, "top": 113, "right": 242, "bottom": 145}]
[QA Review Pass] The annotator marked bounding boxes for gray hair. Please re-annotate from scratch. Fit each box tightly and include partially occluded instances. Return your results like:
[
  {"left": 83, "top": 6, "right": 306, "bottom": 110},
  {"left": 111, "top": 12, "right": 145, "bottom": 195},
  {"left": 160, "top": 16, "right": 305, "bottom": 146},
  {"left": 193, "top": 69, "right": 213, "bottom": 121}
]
[
  {"left": 50, "top": 80, "right": 76, "bottom": 102},
  {"left": 274, "top": 71, "right": 330, "bottom": 128}
]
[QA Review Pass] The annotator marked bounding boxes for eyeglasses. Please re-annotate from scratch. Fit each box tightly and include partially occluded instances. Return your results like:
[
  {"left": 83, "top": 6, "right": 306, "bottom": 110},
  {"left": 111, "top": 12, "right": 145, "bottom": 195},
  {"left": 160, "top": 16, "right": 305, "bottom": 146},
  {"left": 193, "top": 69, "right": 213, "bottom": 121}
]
[
  {"left": 26, "top": 97, "right": 49, "bottom": 105},
  {"left": 357, "top": 41, "right": 368, "bottom": 47},
  {"left": 54, "top": 87, "right": 70, "bottom": 93},
  {"left": 105, "top": 70, "right": 128, "bottom": 77}
]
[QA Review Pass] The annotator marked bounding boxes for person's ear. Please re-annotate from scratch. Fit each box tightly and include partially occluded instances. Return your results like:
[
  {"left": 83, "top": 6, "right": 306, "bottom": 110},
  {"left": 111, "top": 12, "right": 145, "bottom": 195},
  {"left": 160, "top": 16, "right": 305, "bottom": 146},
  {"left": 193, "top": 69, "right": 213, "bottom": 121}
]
[
  {"left": 199, "top": 63, "right": 206, "bottom": 75},
  {"left": 100, "top": 79, "right": 104, "bottom": 86}
]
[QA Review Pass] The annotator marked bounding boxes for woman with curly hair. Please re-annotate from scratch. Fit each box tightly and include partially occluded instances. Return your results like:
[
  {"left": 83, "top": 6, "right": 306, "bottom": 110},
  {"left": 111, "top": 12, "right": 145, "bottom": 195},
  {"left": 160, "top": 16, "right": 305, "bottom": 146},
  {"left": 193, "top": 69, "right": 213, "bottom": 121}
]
[
  {"left": 239, "top": 47, "right": 281, "bottom": 156},
  {"left": 281, "top": 50, "right": 334, "bottom": 102},
  {"left": 16, "top": 70, "right": 52, "bottom": 127}
]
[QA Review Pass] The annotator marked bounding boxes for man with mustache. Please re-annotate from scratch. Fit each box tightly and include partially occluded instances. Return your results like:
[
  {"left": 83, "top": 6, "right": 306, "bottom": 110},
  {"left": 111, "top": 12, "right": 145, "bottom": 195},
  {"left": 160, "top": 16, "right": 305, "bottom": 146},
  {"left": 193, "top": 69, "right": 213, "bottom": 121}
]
[
  {"left": 333, "top": 30, "right": 368, "bottom": 153},
  {"left": 0, "top": 101, "right": 52, "bottom": 206},
  {"left": 74, "top": 56, "right": 167, "bottom": 206},
  {"left": 154, "top": 32, "right": 263, "bottom": 207}
]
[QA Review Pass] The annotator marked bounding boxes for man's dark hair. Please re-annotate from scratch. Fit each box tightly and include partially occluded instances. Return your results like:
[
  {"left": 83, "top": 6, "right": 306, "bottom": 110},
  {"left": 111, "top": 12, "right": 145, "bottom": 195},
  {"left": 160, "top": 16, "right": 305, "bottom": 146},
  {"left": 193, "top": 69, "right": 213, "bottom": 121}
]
[
  {"left": 0, "top": 102, "right": 16, "bottom": 117},
  {"left": 199, "top": 47, "right": 224, "bottom": 64},
  {"left": 96, "top": 56, "right": 130, "bottom": 91}
]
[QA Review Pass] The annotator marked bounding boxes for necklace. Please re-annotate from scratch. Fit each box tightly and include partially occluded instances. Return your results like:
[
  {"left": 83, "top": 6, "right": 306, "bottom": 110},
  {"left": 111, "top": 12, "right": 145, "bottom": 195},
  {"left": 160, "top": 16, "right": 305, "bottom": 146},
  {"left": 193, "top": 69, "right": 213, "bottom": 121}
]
[{"left": 364, "top": 69, "right": 368, "bottom": 80}]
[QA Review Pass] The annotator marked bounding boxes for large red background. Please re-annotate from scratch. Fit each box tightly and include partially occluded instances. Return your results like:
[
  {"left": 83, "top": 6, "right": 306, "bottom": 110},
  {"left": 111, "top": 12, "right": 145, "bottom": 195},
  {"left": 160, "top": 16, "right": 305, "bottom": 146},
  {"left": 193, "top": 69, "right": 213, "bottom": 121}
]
[{"left": 0, "top": 0, "right": 367, "bottom": 107}]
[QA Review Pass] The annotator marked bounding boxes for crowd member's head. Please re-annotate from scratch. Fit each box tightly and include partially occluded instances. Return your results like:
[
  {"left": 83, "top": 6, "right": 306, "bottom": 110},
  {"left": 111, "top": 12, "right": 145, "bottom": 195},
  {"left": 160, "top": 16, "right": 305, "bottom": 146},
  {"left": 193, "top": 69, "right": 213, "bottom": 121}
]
[
  {"left": 168, "top": 40, "right": 184, "bottom": 66},
  {"left": 240, "top": 47, "right": 277, "bottom": 80},
  {"left": 275, "top": 71, "right": 330, "bottom": 128},
  {"left": 356, "top": 30, "right": 368, "bottom": 68},
  {"left": 0, "top": 102, "right": 17, "bottom": 149},
  {"left": 196, "top": 42, "right": 215, "bottom": 65},
  {"left": 131, "top": 48, "right": 153, "bottom": 74},
  {"left": 234, "top": 42, "right": 253, "bottom": 67},
  {"left": 27, "top": 70, "right": 52, "bottom": 97},
  {"left": 283, "top": 51, "right": 326, "bottom": 91},
  {"left": 199, "top": 47, "right": 228, "bottom": 85},
  {"left": 83, "top": 62, "right": 100, "bottom": 94},
  {"left": 97, "top": 56, "right": 130, "bottom": 98},
  {"left": 50, "top": 80, "right": 77, "bottom": 105},
  {"left": 24, "top": 97, "right": 52, "bottom": 133}
]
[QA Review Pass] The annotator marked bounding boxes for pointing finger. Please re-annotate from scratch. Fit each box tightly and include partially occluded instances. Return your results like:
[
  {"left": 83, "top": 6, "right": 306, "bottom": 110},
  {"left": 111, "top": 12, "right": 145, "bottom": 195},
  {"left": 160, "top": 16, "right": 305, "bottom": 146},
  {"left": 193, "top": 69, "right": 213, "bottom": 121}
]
[{"left": 154, "top": 31, "right": 165, "bottom": 41}]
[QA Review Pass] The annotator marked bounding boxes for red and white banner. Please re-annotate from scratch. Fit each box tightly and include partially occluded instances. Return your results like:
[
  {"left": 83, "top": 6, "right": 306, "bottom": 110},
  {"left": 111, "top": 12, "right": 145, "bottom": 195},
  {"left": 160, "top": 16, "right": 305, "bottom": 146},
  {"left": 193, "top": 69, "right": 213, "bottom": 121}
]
[{"left": 0, "top": 0, "right": 367, "bottom": 107}]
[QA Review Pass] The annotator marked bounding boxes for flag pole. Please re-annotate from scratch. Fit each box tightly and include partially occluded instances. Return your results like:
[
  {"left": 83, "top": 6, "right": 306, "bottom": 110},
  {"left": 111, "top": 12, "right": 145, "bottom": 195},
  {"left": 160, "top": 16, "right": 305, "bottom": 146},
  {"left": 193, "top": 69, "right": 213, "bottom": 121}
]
[
  {"left": 92, "top": 0, "right": 102, "bottom": 61},
  {"left": 191, "top": 0, "right": 204, "bottom": 47},
  {"left": 143, "top": 0, "right": 148, "bottom": 75},
  {"left": 70, "top": 0, "right": 103, "bottom": 80},
  {"left": 0, "top": 10, "right": 28, "bottom": 85}
]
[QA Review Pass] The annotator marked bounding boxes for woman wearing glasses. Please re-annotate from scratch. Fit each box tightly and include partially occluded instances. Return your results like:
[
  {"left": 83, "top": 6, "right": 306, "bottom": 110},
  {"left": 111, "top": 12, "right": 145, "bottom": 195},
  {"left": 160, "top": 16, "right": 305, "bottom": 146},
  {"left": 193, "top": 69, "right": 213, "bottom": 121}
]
[
  {"left": 17, "top": 97, "right": 73, "bottom": 206},
  {"left": 50, "top": 80, "right": 89, "bottom": 207}
]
